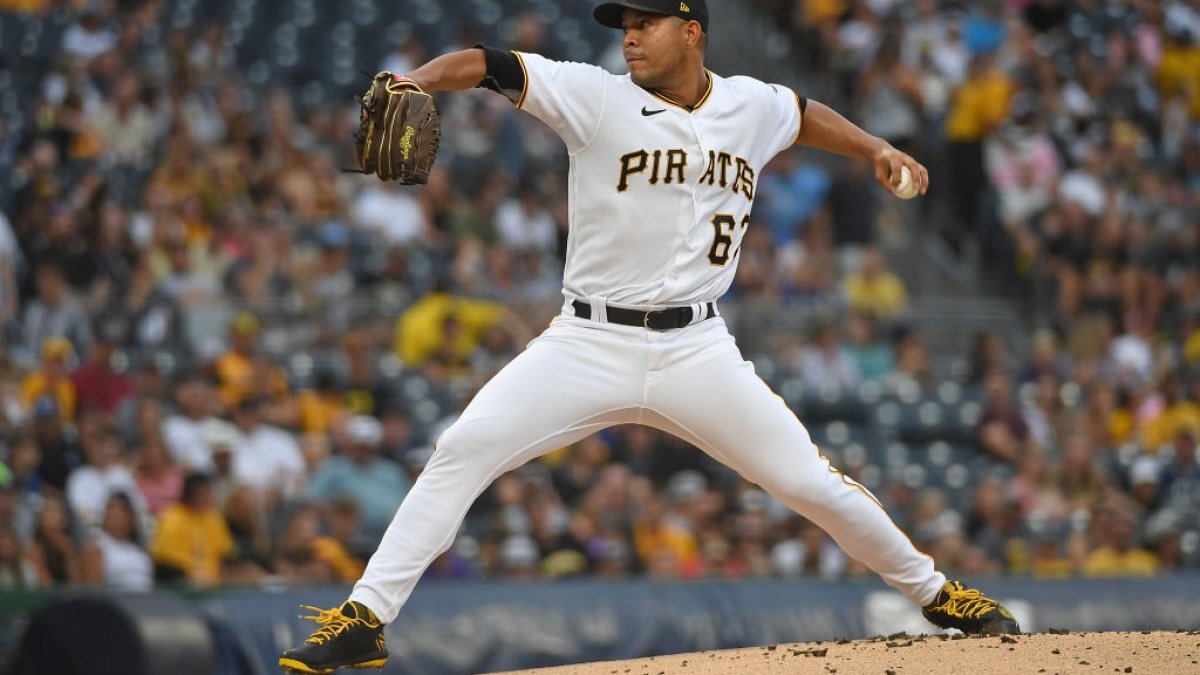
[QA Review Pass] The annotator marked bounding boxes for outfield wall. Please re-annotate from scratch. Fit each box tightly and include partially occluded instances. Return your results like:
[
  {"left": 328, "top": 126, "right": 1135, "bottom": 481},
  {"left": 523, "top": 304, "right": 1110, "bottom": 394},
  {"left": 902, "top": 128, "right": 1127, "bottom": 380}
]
[{"left": 4, "top": 577, "right": 1200, "bottom": 675}]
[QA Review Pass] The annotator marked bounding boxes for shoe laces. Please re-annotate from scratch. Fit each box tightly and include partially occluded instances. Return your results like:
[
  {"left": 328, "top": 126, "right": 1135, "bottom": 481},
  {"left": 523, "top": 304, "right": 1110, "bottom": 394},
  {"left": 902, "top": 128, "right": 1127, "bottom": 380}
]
[
  {"left": 299, "top": 605, "right": 369, "bottom": 645},
  {"left": 935, "top": 582, "right": 998, "bottom": 620}
]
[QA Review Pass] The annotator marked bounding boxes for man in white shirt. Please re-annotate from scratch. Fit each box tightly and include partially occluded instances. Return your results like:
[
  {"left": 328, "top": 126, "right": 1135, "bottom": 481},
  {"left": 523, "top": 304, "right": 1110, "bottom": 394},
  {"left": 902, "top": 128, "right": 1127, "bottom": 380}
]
[
  {"left": 493, "top": 183, "right": 557, "bottom": 253},
  {"left": 229, "top": 397, "right": 305, "bottom": 506},
  {"left": 350, "top": 184, "right": 429, "bottom": 247},
  {"left": 66, "top": 426, "right": 145, "bottom": 528},
  {"left": 161, "top": 373, "right": 222, "bottom": 473}
]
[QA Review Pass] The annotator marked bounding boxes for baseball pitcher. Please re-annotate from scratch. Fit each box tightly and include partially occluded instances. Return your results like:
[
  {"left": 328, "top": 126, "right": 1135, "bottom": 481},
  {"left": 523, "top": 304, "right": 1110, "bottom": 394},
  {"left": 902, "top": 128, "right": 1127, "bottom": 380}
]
[{"left": 280, "top": 1, "right": 1018, "bottom": 671}]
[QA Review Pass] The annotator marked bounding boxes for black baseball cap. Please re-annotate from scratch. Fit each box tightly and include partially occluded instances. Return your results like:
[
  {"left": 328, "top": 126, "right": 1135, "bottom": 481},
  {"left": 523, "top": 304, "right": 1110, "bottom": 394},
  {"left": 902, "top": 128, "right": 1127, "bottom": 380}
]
[{"left": 593, "top": 0, "right": 708, "bottom": 33}]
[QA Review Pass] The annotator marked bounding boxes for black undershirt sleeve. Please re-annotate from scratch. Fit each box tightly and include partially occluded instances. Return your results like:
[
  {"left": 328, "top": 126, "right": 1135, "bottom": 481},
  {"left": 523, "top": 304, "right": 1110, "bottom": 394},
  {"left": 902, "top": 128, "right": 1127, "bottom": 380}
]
[{"left": 474, "top": 45, "right": 526, "bottom": 105}]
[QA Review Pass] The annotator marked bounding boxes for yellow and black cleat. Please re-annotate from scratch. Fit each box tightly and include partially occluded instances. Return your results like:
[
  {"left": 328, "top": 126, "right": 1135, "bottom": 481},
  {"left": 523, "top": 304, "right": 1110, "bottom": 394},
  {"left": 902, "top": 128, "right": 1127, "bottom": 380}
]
[
  {"left": 922, "top": 580, "right": 1021, "bottom": 635},
  {"left": 279, "top": 601, "right": 387, "bottom": 673}
]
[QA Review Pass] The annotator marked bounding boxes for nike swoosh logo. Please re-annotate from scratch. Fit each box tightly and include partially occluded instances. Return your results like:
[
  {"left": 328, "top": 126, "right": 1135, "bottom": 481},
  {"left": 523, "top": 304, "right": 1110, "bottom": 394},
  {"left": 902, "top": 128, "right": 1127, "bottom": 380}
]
[{"left": 641, "top": 107, "right": 666, "bottom": 116}]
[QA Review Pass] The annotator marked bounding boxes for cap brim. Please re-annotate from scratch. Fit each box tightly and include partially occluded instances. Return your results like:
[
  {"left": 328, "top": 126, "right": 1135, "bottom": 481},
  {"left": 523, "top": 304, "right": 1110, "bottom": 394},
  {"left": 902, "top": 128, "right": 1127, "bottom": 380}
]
[{"left": 593, "top": 1, "right": 672, "bottom": 29}]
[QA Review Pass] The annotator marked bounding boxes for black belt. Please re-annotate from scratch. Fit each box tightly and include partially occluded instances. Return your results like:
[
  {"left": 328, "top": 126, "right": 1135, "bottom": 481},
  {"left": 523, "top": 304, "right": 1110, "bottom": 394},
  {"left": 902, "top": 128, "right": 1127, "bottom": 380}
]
[{"left": 572, "top": 300, "right": 715, "bottom": 330}]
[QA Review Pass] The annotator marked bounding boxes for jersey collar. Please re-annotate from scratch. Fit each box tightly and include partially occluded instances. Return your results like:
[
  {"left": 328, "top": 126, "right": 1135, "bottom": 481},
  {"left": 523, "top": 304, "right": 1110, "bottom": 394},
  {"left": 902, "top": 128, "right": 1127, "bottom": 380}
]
[{"left": 645, "top": 70, "right": 714, "bottom": 113}]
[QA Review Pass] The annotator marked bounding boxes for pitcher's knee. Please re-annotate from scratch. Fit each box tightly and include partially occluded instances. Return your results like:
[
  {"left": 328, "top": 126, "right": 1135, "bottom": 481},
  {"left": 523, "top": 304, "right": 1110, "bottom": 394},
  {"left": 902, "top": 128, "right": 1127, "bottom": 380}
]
[
  {"left": 760, "top": 469, "right": 846, "bottom": 511},
  {"left": 429, "top": 416, "right": 513, "bottom": 470}
]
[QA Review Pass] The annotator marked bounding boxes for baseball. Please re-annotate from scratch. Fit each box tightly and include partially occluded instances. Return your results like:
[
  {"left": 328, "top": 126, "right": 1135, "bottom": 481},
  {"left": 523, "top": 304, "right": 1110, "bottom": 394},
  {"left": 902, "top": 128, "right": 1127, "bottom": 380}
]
[{"left": 893, "top": 165, "right": 920, "bottom": 199}]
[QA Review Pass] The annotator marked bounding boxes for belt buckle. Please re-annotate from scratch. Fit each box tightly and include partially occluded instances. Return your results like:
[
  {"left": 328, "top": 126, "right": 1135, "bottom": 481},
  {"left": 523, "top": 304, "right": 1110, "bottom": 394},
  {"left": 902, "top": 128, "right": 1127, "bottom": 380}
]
[{"left": 643, "top": 310, "right": 654, "bottom": 330}]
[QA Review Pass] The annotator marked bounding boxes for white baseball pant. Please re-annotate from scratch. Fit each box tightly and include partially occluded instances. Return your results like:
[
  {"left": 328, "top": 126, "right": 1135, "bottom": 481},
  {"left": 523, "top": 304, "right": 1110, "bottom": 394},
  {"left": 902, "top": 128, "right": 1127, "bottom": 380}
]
[{"left": 350, "top": 311, "right": 945, "bottom": 622}]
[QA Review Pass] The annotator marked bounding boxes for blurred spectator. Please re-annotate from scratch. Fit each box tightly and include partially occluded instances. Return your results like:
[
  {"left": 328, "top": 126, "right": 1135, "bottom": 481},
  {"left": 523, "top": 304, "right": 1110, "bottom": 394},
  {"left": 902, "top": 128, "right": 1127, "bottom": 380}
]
[
  {"left": 92, "top": 74, "right": 158, "bottom": 168},
  {"left": 944, "top": 54, "right": 1014, "bottom": 230},
  {"left": 311, "top": 497, "right": 367, "bottom": 581},
  {"left": 842, "top": 247, "right": 908, "bottom": 318},
  {"left": 301, "top": 222, "right": 356, "bottom": 311},
  {"left": 497, "top": 533, "right": 540, "bottom": 580},
  {"left": 965, "top": 476, "right": 1026, "bottom": 573},
  {"left": 902, "top": 0, "right": 967, "bottom": 87},
  {"left": 350, "top": 183, "right": 429, "bottom": 248},
  {"left": 1128, "top": 455, "right": 1163, "bottom": 515},
  {"left": 1155, "top": 29, "right": 1200, "bottom": 119},
  {"left": 155, "top": 236, "right": 223, "bottom": 308},
  {"left": 962, "top": 1, "right": 1006, "bottom": 56},
  {"left": 551, "top": 436, "right": 610, "bottom": 509},
  {"left": 20, "top": 339, "right": 76, "bottom": 421},
  {"left": 1057, "top": 149, "right": 1107, "bottom": 218},
  {"left": 968, "top": 332, "right": 1010, "bottom": 386},
  {"left": 5, "top": 435, "right": 45, "bottom": 506},
  {"left": 205, "top": 421, "right": 240, "bottom": 500},
  {"left": 21, "top": 261, "right": 92, "bottom": 360},
  {"left": 758, "top": 151, "right": 830, "bottom": 246},
  {"left": 1109, "top": 312, "right": 1155, "bottom": 386},
  {"left": 493, "top": 182, "right": 556, "bottom": 254},
  {"left": 984, "top": 114, "right": 1061, "bottom": 245},
  {"left": 134, "top": 433, "right": 184, "bottom": 516},
  {"left": 80, "top": 492, "right": 153, "bottom": 591},
  {"left": 1020, "top": 374, "right": 1069, "bottom": 452},
  {"left": 1018, "top": 330, "right": 1065, "bottom": 385},
  {"left": 223, "top": 485, "right": 271, "bottom": 571},
  {"left": 29, "top": 396, "right": 79, "bottom": 492},
  {"left": 977, "top": 368, "right": 1029, "bottom": 464},
  {"left": 825, "top": 158, "right": 877, "bottom": 251},
  {"left": 633, "top": 493, "right": 699, "bottom": 577},
  {"left": 857, "top": 30, "right": 923, "bottom": 153},
  {"left": 1057, "top": 431, "right": 1105, "bottom": 509},
  {"left": 272, "top": 505, "right": 335, "bottom": 583},
  {"left": 71, "top": 319, "right": 134, "bottom": 415},
  {"left": 797, "top": 321, "right": 861, "bottom": 391},
  {"left": 343, "top": 334, "right": 400, "bottom": 419},
  {"left": 26, "top": 494, "right": 80, "bottom": 585},
  {"left": 771, "top": 519, "right": 847, "bottom": 580},
  {"left": 842, "top": 313, "right": 893, "bottom": 383},
  {"left": 161, "top": 372, "right": 222, "bottom": 472},
  {"left": 1141, "top": 375, "right": 1200, "bottom": 452},
  {"left": 882, "top": 326, "right": 933, "bottom": 393},
  {"left": 66, "top": 416, "right": 143, "bottom": 527},
  {"left": 216, "top": 312, "right": 274, "bottom": 407},
  {"left": 151, "top": 473, "right": 234, "bottom": 586},
  {"left": 380, "top": 37, "right": 426, "bottom": 76},
  {"left": 1084, "top": 502, "right": 1160, "bottom": 576},
  {"left": 394, "top": 286, "right": 506, "bottom": 367},
  {"left": 1029, "top": 526, "right": 1075, "bottom": 579},
  {"left": 1159, "top": 430, "right": 1200, "bottom": 517},
  {"left": 61, "top": 4, "right": 115, "bottom": 64},
  {"left": 229, "top": 397, "right": 305, "bottom": 505},
  {"left": 306, "top": 415, "right": 409, "bottom": 540},
  {"left": 0, "top": 524, "right": 39, "bottom": 589},
  {"left": 297, "top": 370, "right": 348, "bottom": 435}
]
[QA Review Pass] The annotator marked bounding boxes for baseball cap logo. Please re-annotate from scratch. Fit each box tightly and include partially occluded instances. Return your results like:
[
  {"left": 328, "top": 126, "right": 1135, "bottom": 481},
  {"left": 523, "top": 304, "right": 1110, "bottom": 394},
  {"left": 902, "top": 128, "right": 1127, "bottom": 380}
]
[{"left": 679, "top": 1, "right": 689, "bottom": 12}]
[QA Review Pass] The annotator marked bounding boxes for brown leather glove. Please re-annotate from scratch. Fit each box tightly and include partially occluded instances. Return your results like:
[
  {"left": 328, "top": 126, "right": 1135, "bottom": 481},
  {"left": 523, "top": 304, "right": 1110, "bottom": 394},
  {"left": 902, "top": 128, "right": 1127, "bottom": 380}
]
[{"left": 354, "top": 72, "right": 440, "bottom": 184}]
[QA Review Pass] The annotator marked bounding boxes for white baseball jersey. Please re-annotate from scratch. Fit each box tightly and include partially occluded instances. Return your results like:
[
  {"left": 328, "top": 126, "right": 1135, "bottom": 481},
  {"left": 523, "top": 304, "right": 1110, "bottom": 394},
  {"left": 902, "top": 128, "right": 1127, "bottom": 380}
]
[{"left": 515, "top": 52, "right": 803, "bottom": 308}]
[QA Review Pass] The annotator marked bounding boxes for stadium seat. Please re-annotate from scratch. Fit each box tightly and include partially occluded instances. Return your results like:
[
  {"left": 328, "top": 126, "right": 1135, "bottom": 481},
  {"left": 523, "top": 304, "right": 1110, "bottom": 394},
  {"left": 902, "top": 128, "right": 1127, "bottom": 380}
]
[
  {"left": 839, "top": 442, "right": 868, "bottom": 470},
  {"left": 900, "top": 462, "right": 927, "bottom": 490},
  {"left": 801, "top": 386, "right": 869, "bottom": 424}
]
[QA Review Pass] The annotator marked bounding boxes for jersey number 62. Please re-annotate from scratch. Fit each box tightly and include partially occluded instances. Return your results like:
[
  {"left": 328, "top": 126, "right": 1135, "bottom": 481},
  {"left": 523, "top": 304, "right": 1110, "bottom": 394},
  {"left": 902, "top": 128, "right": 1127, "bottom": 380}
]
[{"left": 707, "top": 212, "right": 750, "bottom": 267}]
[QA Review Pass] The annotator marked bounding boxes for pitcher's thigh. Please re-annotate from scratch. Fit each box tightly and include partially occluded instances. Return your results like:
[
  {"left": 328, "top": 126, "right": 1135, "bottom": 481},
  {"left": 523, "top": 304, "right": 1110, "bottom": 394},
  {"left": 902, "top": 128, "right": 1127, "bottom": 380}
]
[
  {"left": 645, "top": 354, "right": 830, "bottom": 496},
  {"left": 433, "top": 322, "right": 642, "bottom": 473}
]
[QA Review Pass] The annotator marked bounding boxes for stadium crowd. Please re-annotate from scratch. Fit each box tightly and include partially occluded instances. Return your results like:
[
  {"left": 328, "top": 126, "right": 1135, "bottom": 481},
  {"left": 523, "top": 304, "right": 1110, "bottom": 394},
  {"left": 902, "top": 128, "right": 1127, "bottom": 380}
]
[{"left": 0, "top": 0, "right": 1197, "bottom": 592}]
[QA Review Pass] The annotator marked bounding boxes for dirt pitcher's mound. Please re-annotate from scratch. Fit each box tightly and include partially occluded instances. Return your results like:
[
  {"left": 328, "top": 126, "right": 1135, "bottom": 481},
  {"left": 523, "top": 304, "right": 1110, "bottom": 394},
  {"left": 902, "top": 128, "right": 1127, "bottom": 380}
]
[{"left": 490, "top": 631, "right": 1200, "bottom": 675}]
